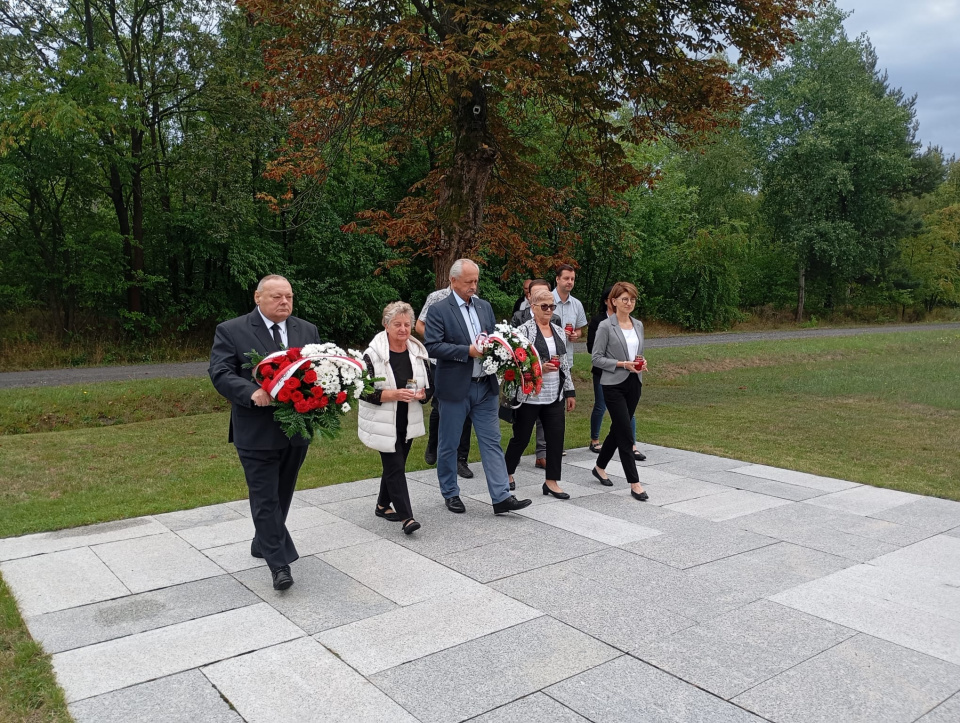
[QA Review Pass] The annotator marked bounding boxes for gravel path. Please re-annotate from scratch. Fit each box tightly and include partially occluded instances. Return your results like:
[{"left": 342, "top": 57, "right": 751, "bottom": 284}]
[{"left": 2, "top": 322, "right": 958, "bottom": 389}]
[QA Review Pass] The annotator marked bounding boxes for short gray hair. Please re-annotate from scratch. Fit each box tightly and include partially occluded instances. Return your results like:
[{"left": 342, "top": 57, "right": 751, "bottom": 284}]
[
  {"left": 449, "top": 259, "right": 478, "bottom": 280},
  {"left": 256, "top": 274, "right": 290, "bottom": 291},
  {"left": 530, "top": 288, "right": 554, "bottom": 307},
  {"left": 382, "top": 301, "right": 414, "bottom": 327}
]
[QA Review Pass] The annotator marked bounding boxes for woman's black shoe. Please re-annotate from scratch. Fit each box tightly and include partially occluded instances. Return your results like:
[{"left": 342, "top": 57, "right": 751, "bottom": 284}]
[
  {"left": 631, "top": 489, "right": 649, "bottom": 501},
  {"left": 542, "top": 483, "right": 570, "bottom": 500},
  {"left": 402, "top": 519, "right": 421, "bottom": 535},
  {"left": 376, "top": 505, "right": 402, "bottom": 521},
  {"left": 589, "top": 442, "right": 602, "bottom": 453},
  {"left": 633, "top": 449, "right": 647, "bottom": 461},
  {"left": 509, "top": 479, "right": 516, "bottom": 491},
  {"left": 592, "top": 467, "right": 614, "bottom": 487}
]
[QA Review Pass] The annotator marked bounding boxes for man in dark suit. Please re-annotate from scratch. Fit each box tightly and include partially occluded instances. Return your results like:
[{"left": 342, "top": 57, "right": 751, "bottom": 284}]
[
  {"left": 209, "top": 274, "right": 321, "bottom": 590},
  {"left": 424, "top": 259, "right": 532, "bottom": 515}
]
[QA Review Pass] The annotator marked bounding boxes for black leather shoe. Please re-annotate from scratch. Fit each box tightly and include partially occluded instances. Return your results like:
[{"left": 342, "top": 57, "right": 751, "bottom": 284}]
[
  {"left": 376, "top": 505, "right": 402, "bottom": 521},
  {"left": 271, "top": 565, "right": 293, "bottom": 590},
  {"left": 543, "top": 483, "right": 570, "bottom": 500},
  {"left": 492, "top": 495, "right": 533, "bottom": 514},
  {"left": 592, "top": 466, "right": 614, "bottom": 487},
  {"left": 633, "top": 449, "right": 647, "bottom": 461},
  {"left": 457, "top": 460, "right": 474, "bottom": 479},
  {"left": 425, "top": 448, "right": 437, "bottom": 465},
  {"left": 445, "top": 496, "right": 466, "bottom": 513},
  {"left": 251, "top": 539, "right": 263, "bottom": 559},
  {"left": 631, "top": 489, "right": 649, "bottom": 501}
]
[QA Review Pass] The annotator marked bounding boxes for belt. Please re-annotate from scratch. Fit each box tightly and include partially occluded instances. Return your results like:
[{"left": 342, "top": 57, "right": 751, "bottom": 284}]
[{"left": 471, "top": 375, "right": 489, "bottom": 383}]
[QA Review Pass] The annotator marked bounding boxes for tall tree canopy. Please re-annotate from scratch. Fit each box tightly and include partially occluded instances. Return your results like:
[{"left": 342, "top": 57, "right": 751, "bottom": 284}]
[{"left": 242, "top": 0, "right": 811, "bottom": 286}]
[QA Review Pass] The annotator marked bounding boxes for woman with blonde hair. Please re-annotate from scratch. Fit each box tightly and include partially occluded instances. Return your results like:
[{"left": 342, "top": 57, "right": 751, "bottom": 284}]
[
  {"left": 590, "top": 282, "right": 649, "bottom": 501},
  {"left": 358, "top": 301, "right": 433, "bottom": 534}
]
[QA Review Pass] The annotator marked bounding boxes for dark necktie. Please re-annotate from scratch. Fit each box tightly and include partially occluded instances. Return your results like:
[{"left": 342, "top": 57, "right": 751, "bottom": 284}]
[{"left": 271, "top": 323, "right": 283, "bottom": 349}]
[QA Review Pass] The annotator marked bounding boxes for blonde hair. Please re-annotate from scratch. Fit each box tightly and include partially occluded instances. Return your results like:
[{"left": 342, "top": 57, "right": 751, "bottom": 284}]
[
  {"left": 530, "top": 288, "right": 554, "bottom": 307},
  {"left": 382, "top": 301, "right": 414, "bottom": 327}
]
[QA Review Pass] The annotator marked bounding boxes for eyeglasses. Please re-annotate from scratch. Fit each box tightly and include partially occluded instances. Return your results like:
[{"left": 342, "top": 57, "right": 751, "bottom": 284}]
[
  {"left": 538, "top": 304, "right": 557, "bottom": 311},
  {"left": 616, "top": 297, "right": 636, "bottom": 304}
]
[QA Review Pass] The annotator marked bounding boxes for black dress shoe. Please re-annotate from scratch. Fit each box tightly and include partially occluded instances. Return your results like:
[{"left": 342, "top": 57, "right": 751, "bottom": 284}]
[
  {"left": 633, "top": 449, "right": 647, "bottom": 461},
  {"left": 457, "top": 460, "right": 474, "bottom": 479},
  {"left": 445, "top": 495, "right": 466, "bottom": 513},
  {"left": 425, "top": 448, "right": 437, "bottom": 465},
  {"left": 542, "top": 483, "right": 570, "bottom": 500},
  {"left": 631, "top": 489, "right": 649, "bottom": 501},
  {"left": 592, "top": 466, "right": 614, "bottom": 487},
  {"left": 492, "top": 495, "right": 533, "bottom": 514},
  {"left": 271, "top": 565, "right": 293, "bottom": 590},
  {"left": 251, "top": 539, "right": 264, "bottom": 559}
]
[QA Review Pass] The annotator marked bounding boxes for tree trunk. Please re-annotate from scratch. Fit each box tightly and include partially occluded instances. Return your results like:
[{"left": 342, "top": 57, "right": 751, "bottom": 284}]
[
  {"left": 432, "top": 80, "right": 497, "bottom": 289},
  {"left": 129, "top": 129, "right": 145, "bottom": 313},
  {"left": 796, "top": 262, "right": 806, "bottom": 322}
]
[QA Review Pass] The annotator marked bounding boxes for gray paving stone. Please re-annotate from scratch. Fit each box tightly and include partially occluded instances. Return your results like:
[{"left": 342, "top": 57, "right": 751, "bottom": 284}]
[
  {"left": 646, "top": 457, "right": 751, "bottom": 478},
  {"left": 437, "top": 525, "right": 605, "bottom": 583},
  {"left": 872, "top": 496, "right": 960, "bottom": 534},
  {"left": 804, "top": 485, "right": 920, "bottom": 516},
  {"left": 295, "top": 477, "right": 384, "bottom": 505},
  {"left": 93, "top": 532, "right": 224, "bottom": 593},
  {"left": 203, "top": 637, "right": 417, "bottom": 723},
  {"left": 321, "top": 539, "right": 484, "bottom": 605},
  {"left": 515, "top": 502, "right": 662, "bottom": 545},
  {"left": 1, "top": 547, "right": 129, "bottom": 617},
  {"left": 234, "top": 555, "right": 395, "bottom": 634},
  {"left": 202, "top": 519, "right": 378, "bottom": 573},
  {"left": 946, "top": 526, "right": 960, "bottom": 539},
  {"left": 0, "top": 516, "right": 168, "bottom": 562},
  {"left": 632, "top": 600, "right": 855, "bottom": 699},
  {"left": 224, "top": 494, "right": 311, "bottom": 515},
  {"left": 568, "top": 489, "right": 687, "bottom": 528},
  {"left": 370, "top": 617, "right": 619, "bottom": 723},
  {"left": 729, "top": 464, "right": 860, "bottom": 492},
  {"left": 732, "top": 634, "right": 960, "bottom": 723},
  {"left": 917, "top": 692, "right": 960, "bottom": 722},
  {"left": 52, "top": 602, "right": 304, "bottom": 702},
  {"left": 316, "top": 586, "right": 541, "bottom": 675},
  {"left": 490, "top": 563, "right": 695, "bottom": 650},
  {"left": 69, "top": 670, "right": 242, "bottom": 723},
  {"left": 468, "top": 693, "right": 590, "bottom": 722},
  {"left": 772, "top": 561, "right": 960, "bottom": 665},
  {"left": 663, "top": 489, "right": 792, "bottom": 521},
  {"left": 870, "top": 534, "right": 960, "bottom": 586},
  {"left": 567, "top": 459, "right": 688, "bottom": 485},
  {"left": 621, "top": 524, "right": 777, "bottom": 569},
  {"left": 610, "top": 476, "right": 730, "bottom": 507},
  {"left": 151, "top": 503, "right": 245, "bottom": 532},
  {"left": 176, "top": 505, "right": 339, "bottom": 549},
  {"left": 546, "top": 654, "right": 765, "bottom": 722},
  {"left": 686, "top": 542, "right": 855, "bottom": 603},
  {"left": 25, "top": 575, "right": 257, "bottom": 653},
  {"left": 700, "top": 470, "right": 828, "bottom": 501}
]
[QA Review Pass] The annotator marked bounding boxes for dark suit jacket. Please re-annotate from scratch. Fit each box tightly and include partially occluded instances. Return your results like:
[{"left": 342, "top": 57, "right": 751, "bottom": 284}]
[
  {"left": 424, "top": 292, "right": 499, "bottom": 401},
  {"left": 209, "top": 309, "right": 321, "bottom": 449}
]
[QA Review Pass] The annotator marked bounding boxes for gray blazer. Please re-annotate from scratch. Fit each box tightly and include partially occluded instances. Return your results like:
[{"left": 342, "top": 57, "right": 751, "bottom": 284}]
[{"left": 591, "top": 314, "right": 644, "bottom": 385}]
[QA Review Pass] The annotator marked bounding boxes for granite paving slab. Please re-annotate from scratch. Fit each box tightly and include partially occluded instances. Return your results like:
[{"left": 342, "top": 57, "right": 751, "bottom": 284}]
[
  {"left": 917, "top": 692, "right": 960, "bottom": 722},
  {"left": 700, "top": 469, "right": 828, "bottom": 501},
  {"left": 69, "top": 670, "right": 242, "bottom": 723},
  {"left": 803, "top": 485, "right": 919, "bottom": 516},
  {"left": 869, "top": 534, "right": 960, "bottom": 585},
  {"left": 315, "top": 586, "right": 541, "bottom": 675},
  {"left": 233, "top": 555, "right": 396, "bottom": 634},
  {"left": 469, "top": 693, "right": 590, "bottom": 722},
  {"left": 25, "top": 575, "right": 257, "bottom": 653},
  {"left": 295, "top": 477, "right": 384, "bottom": 505},
  {"left": 729, "top": 464, "right": 860, "bottom": 492},
  {"left": 176, "top": 505, "right": 339, "bottom": 549},
  {"left": 609, "top": 476, "right": 730, "bottom": 506},
  {"left": 515, "top": 501, "right": 662, "bottom": 545},
  {"left": 732, "top": 634, "right": 960, "bottom": 723},
  {"left": 631, "top": 600, "right": 856, "bottom": 699},
  {"left": 546, "top": 654, "right": 766, "bottom": 722},
  {"left": 872, "top": 496, "right": 960, "bottom": 533},
  {"left": 663, "top": 489, "right": 792, "bottom": 521},
  {"left": 92, "top": 532, "right": 224, "bottom": 593},
  {"left": 52, "top": 602, "right": 304, "bottom": 702},
  {"left": 621, "top": 523, "right": 777, "bottom": 569},
  {"left": 567, "top": 459, "right": 688, "bottom": 484},
  {"left": 151, "top": 503, "right": 245, "bottom": 532},
  {"left": 371, "top": 617, "right": 620, "bottom": 723},
  {"left": 0, "top": 516, "right": 168, "bottom": 562},
  {"left": 1, "top": 547, "right": 130, "bottom": 617},
  {"left": 203, "top": 637, "right": 418, "bottom": 723}
]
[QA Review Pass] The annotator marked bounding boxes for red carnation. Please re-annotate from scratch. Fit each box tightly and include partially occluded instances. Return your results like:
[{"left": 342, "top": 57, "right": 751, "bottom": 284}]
[
  {"left": 286, "top": 348, "right": 301, "bottom": 361},
  {"left": 532, "top": 362, "right": 541, "bottom": 375},
  {"left": 302, "top": 369, "right": 318, "bottom": 384},
  {"left": 277, "top": 388, "right": 292, "bottom": 403},
  {"left": 318, "top": 395, "right": 329, "bottom": 408},
  {"left": 294, "top": 399, "right": 311, "bottom": 413},
  {"left": 307, "top": 395, "right": 322, "bottom": 409},
  {"left": 291, "top": 391, "right": 304, "bottom": 403},
  {"left": 523, "top": 384, "right": 533, "bottom": 395},
  {"left": 284, "top": 377, "right": 300, "bottom": 389},
  {"left": 514, "top": 348, "right": 527, "bottom": 363},
  {"left": 336, "top": 391, "right": 347, "bottom": 404},
  {"left": 503, "top": 369, "right": 516, "bottom": 381},
  {"left": 261, "top": 366, "right": 275, "bottom": 379}
]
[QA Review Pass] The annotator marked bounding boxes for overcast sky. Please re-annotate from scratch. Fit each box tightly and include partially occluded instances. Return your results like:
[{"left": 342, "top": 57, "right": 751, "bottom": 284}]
[{"left": 838, "top": 0, "right": 959, "bottom": 158}]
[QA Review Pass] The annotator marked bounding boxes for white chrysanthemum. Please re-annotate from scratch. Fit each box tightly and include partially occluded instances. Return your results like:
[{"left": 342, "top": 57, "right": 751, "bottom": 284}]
[{"left": 341, "top": 403, "right": 351, "bottom": 413}]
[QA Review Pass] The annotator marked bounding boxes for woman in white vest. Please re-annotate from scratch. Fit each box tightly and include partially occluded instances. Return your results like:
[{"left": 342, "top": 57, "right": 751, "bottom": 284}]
[{"left": 358, "top": 301, "right": 432, "bottom": 534}]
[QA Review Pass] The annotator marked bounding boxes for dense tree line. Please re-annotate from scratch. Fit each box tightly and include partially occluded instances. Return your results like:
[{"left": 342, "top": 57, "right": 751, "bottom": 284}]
[{"left": 0, "top": 1, "right": 956, "bottom": 346}]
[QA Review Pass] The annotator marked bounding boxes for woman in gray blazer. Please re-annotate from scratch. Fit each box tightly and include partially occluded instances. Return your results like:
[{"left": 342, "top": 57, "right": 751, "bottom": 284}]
[{"left": 590, "top": 282, "right": 649, "bottom": 501}]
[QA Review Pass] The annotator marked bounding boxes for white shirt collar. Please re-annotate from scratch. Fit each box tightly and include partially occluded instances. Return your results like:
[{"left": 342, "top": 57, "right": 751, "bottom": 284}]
[{"left": 257, "top": 307, "right": 287, "bottom": 333}]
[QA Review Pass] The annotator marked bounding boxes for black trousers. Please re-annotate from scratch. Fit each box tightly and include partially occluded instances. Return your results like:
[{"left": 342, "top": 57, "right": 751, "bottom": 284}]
[
  {"left": 236, "top": 444, "right": 308, "bottom": 570},
  {"left": 427, "top": 396, "right": 472, "bottom": 460},
  {"left": 597, "top": 375, "right": 642, "bottom": 485},
  {"left": 378, "top": 438, "right": 414, "bottom": 520},
  {"left": 504, "top": 399, "right": 566, "bottom": 481}
]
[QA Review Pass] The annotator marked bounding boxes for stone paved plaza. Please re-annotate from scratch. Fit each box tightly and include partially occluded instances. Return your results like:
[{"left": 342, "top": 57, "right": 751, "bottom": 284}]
[{"left": 2, "top": 445, "right": 960, "bottom": 722}]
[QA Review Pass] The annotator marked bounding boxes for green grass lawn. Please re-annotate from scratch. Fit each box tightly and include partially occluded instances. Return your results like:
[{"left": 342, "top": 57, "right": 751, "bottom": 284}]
[{"left": 1, "top": 329, "right": 959, "bottom": 722}]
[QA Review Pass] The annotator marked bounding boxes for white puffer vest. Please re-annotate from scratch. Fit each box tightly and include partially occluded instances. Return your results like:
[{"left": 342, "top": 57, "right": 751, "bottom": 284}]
[{"left": 357, "top": 332, "right": 431, "bottom": 453}]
